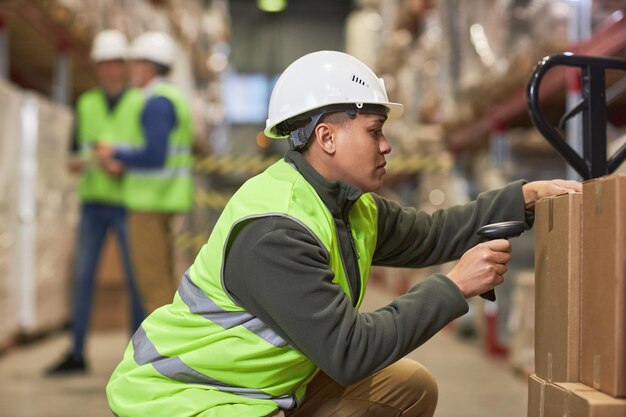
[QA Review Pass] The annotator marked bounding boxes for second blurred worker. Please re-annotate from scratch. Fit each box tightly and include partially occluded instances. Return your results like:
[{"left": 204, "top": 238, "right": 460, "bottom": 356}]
[
  {"left": 95, "top": 31, "right": 194, "bottom": 313},
  {"left": 47, "top": 29, "right": 145, "bottom": 375}
]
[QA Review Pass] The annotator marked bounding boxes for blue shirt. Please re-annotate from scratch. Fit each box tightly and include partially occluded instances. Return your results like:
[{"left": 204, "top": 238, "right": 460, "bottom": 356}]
[{"left": 114, "top": 96, "right": 177, "bottom": 168}]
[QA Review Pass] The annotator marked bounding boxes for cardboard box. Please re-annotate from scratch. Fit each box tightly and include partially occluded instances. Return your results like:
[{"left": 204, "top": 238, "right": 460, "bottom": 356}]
[
  {"left": 544, "top": 381, "right": 569, "bottom": 417},
  {"left": 534, "top": 193, "right": 582, "bottom": 382},
  {"left": 581, "top": 174, "right": 626, "bottom": 397},
  {"left": 549, "top": 383, "right": 626, "bottom": 417},
  {"left": 530, "top": 374, "right": 626, "bottom": 417},
  {"left": 528, "top": 374, "right": 546, "bottom": 417}
]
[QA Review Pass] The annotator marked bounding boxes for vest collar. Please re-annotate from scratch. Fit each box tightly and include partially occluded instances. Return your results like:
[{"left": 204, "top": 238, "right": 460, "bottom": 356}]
[
  {"left": 284, "top": 151, "right": 363, "bottom": 217},
  {"left": 142, "top": 77, "right": 168, "bottom": 99}
]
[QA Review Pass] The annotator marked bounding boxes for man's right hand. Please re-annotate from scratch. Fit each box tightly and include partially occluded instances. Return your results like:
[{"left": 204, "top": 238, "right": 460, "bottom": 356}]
[
  {"left": 67, "top": 157, "right": 86, "bottom": 174},
  {"left": 446, "top": 239, "right": 512, "bottom": 298},
  {"left": 93, "top": 142, "right": 115, "bottom": 161}
]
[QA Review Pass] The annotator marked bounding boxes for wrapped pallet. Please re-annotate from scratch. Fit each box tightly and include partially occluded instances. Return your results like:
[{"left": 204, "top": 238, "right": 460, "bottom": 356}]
[
  {"left": 0, "top": 79, "right": 22, "bottom": 347},
  {"left": 16, "top": 91, "right": 77, "bottom": 335}
]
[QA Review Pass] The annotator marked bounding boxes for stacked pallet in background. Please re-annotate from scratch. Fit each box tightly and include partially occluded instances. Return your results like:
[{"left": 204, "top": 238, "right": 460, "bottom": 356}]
[
  {"left": 0, "top": 79, "right": 22, "bottom": 348},
  {"left": 18, "top": 92, "right": 77, "bottom": 336},
  {"left": 528, "top": 174, "right": 626, "bottom": 416},
  {"left": 0, "top": 80, "right": 77, "bottom": 348}
]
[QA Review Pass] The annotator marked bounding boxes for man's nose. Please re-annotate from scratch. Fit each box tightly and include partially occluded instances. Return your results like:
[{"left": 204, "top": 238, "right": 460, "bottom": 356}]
[{"left": 380, "top": 136, "right": 392, "bottom": 154}]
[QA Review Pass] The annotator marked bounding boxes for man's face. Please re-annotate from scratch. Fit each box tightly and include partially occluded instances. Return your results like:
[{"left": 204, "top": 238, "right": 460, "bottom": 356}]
[
  {"left": 95, "top": 60, "right": 126, "bottom": 92},
  {"left": 129, "top": 60, "right": 156, "bottom": 88},
  {"left": 331, "top": 112, "right": 391, "bottom": 193}
]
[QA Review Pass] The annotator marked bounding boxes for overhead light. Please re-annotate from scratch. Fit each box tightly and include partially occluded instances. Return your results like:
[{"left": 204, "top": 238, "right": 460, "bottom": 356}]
[{"left": 257, "top": 0, "right": 286, "bottom": 13}]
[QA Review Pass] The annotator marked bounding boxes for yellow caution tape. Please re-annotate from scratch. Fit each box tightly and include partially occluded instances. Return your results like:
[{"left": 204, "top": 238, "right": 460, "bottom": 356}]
[
  {"left": 194, "top": 189, "right": 232, "bottom": 209},
  {"left": 175, "top": 232, "right": 207, "bottom": 251},
  {"left": 193, "top": 154, "right": 448, "bottom": 175}
]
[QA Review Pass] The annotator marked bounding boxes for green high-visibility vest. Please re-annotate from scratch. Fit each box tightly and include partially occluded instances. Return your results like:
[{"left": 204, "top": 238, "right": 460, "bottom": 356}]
[
  {"left": 123, "top": 82, "right": 193, "bottom": 212},
  {"left": 76, "top": 88, "right": 144, "bottom": 204},
  {"left": 107, "top": 159, "right": 379, "bottom": 417}
]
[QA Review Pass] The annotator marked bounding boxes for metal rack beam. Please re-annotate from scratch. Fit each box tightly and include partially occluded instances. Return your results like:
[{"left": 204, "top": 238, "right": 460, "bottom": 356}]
[
  {"left": 447, "top": 12, "right": 626, "bottom": 152},
  {"left": 0, "top": 0, "right": 94, "bottom": 100}
]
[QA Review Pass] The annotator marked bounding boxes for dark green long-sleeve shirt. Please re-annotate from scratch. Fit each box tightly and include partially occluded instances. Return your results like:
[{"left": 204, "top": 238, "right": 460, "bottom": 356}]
[{"left": 224, "top": 151, "right": 532, "bottom": 386}]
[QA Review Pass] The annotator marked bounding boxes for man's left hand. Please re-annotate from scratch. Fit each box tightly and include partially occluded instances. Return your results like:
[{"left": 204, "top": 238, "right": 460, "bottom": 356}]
[
  {"left": 522, "top": 179, "right": 582, "bottom": 209},
  {"left": 101, "top": 157, "right": 125, "bottom": 177}
]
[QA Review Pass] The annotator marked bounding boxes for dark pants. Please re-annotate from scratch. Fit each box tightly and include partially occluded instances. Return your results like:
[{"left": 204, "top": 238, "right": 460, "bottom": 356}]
[{"left": 71, "top": 202, "right": 144, "bottom": 356}]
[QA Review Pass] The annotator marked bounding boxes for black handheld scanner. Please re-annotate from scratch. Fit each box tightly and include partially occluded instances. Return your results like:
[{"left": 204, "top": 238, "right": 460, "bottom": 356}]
[{"left": 476, "top": 221, "right": 525, "bottom": 302}]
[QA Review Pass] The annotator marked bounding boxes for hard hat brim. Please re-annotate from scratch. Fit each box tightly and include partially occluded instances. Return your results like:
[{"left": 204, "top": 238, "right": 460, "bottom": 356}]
[{"left": 265, "top": 101, "right": 404, "bottom": 139}]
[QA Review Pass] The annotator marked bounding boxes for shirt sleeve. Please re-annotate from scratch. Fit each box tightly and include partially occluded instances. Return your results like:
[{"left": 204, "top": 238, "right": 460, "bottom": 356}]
[
  {"left": 223, "top": 216, "right": 468, "bottom": 386},
  {"left": 372, "top": 180, "right": 533, "bottom": 267},
  {"left": 113, "top": 96, "right": 175, "bottom": 168}
]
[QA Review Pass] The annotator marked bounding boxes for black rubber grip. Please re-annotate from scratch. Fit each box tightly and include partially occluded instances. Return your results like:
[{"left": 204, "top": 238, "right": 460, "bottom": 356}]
[{"left": 476, "top": 221, "right": 524, "bottom": 302}]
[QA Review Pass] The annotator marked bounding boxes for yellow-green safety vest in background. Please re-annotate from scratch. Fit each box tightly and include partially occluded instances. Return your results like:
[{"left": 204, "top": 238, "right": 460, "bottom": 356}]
[
  {"left": 76, "top": 87, "right": 144, "bottom": 204},
  {"left": 123, "top": 82, "right": 193, "bottom": 212},
  {"left": 107, "top": 159, "right": 379, "bottom": 417}
]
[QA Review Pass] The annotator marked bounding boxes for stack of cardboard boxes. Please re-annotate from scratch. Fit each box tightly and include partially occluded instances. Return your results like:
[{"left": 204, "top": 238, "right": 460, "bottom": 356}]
[{"left": 529, "top": 174, "right": 626, "bottom": 416}]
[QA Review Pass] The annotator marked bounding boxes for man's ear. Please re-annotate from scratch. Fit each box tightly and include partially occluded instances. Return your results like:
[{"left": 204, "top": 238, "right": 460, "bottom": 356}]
[{"left": 314, "top": 123, "right": 336, "bottom": 155}]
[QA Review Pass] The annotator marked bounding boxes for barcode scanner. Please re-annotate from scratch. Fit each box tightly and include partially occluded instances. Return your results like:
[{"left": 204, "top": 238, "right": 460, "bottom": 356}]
[{"left": 476, "top": 221, "right": 525, "bottom": 302}]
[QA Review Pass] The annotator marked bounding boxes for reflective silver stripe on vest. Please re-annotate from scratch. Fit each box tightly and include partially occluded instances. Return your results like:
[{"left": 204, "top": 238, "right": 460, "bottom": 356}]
[
  {"left": 178, "top": 271, "right": 288, "bottom": 348},
  {"left": 127, "top": 166, "right": 192, "bottom": 179},
  {"left": 133, "top": 326, "right": 165, "bottom": 365},
  {"left": 112, "top": 144, "right": 139, "bottom": 152},
  {"left": 132, "top": 326, "right": 296, "bottom": 409},
  {"left": 166, "top": 144, "right": 191, "bottom": 156}
]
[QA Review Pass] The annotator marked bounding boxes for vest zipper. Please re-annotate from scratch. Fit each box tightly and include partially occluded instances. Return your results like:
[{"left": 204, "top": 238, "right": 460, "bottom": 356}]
[
  {"left": 346, "top": 223, "right": 360, "bottom": 260},
  {"left": 344, "top": 218, "right": 361, "bottom": 306},
  {"left": 340, "top": 189, "right": 362, "bottom": 306}
]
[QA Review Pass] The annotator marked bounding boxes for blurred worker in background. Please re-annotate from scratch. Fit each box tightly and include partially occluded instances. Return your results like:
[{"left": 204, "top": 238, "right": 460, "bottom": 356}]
[
  {"left": 94, "top": 31, "right": 194, "bottom": 314},
  {"left": 46, "top": 29, "right": 145, "bottom": 376},
  {"left": 106, "top": 51, "right": 580, "bottom": 417}
]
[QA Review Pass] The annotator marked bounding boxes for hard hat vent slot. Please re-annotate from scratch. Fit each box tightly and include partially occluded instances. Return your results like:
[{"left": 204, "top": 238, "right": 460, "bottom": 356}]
[{"left": 351, "top": 74, "right": 368, "bottom": 87}]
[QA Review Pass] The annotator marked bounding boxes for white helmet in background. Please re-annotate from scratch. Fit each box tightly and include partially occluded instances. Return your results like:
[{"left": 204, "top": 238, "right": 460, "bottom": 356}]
[
  {"left": 128, "top": 31, "right": 176, "bottom": 67},
  {"left": 90, "top": 29, "right": 128, "bottom": 62},
  {"left": 264, "top": 50, "right": 404, "bottom": 149}
]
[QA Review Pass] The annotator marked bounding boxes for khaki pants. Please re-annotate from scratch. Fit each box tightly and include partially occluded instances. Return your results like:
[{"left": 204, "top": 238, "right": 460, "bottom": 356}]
[
  {"left": 277, "top": 358, "right": 437, "bottom": 417},
  {"left": 128, "top": 211, "right": 179, "bottom": 314}
]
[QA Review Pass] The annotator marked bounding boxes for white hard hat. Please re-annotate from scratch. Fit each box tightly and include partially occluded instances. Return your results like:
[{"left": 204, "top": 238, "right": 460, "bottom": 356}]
[
  {"left": 90, "top": 30, "right": 128, "bottom": 62},
  {"left": 128, "top": 31, "right": 176, "bottom": 67},
  {"left": 264, "top": 50, "right": 404, "bottom": 146}
]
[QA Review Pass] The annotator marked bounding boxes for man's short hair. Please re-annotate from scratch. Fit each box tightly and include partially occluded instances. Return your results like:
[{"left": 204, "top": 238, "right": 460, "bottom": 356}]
[
  {"left": 154, "top": 63, "right": 171, "bottom": 76},
  {"left": 319, "top": 111, "right": 352, "bottom": 127},
  {"left": 281, "top": 104, "right": 388, "bottom": 151},
  {"left": 296, "top": 111, "right": 353, "bottom": 152}
]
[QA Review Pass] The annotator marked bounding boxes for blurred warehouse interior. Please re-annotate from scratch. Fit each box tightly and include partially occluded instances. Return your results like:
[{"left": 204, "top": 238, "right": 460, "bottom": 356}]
[{"left": 2, "top": 0, "right": 626, "bottom": 416}]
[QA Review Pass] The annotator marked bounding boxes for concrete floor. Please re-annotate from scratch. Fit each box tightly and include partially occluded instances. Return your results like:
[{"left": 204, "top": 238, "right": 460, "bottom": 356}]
[{"left": 0, "top": 286, "right": 528, "bottom": 417}]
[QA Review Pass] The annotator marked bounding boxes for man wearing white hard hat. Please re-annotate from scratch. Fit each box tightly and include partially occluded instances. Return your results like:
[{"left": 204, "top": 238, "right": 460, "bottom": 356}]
[
  {"left": 46, "top": 29, "right": 145, "bottom": 375},
  {"left": 106, "top": 51, "right": 579, "bottom": 416},
  {"left": 94, "top": 31, "right": 193, "bottom": 314}
]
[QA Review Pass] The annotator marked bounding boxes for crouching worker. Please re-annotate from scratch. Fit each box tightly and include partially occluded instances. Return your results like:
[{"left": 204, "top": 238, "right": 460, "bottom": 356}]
[{"left": 106, "top": 51, "right": 580, "bottom": 417}]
